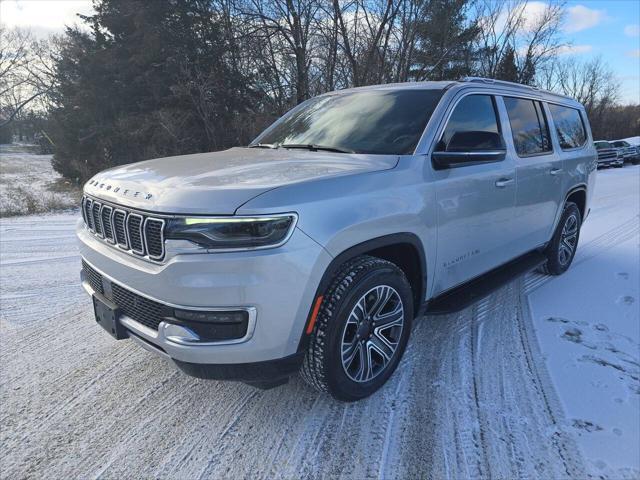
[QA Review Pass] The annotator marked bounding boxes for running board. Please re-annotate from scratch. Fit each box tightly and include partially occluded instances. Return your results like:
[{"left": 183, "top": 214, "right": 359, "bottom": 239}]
[{"left": 424, "top": 251, "right": 547, "bottom": 315}]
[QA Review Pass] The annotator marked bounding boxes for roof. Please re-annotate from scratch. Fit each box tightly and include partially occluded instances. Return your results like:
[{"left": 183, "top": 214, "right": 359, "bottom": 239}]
[{"left": 325, "top": 77, "right": 581, "bottom": 107}]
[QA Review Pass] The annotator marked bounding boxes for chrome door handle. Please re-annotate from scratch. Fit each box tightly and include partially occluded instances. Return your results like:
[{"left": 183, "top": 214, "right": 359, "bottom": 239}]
[
  {"left": 495, "top": 178, "right": 514, "bottom": 188},
  {"left": 550, "top": 168, "right": 563, "bottom": 176}
]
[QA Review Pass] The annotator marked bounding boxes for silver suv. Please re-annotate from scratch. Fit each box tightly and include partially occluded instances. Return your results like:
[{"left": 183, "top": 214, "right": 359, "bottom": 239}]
[{"left": 78, "top": 78, "right": 596, "bottom": 401}]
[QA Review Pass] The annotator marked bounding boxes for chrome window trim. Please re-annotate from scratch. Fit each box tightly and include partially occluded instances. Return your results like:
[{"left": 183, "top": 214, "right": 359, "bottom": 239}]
[{"left": 126, "top": 213, "right": 145, "bottom": 255}]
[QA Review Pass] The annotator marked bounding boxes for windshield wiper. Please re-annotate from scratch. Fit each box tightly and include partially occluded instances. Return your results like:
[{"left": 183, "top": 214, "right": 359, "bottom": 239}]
[
  {"left": 280, "top": 143, "right": 355, "bottom": 154},
  {"left": 248, "top": 143, "right": 279, "bottom": 149}
]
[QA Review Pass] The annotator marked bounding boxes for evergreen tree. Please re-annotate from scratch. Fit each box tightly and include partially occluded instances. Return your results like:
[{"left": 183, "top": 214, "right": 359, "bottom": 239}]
[
  {"left": 495, "top": 45, "right": 519, "bottom": 83},
  {"left": 411, "top": 0, "right": 479, "bottom": 81},
  {"left": 49, "top": 0, "right": 254, "bottom": 182}
]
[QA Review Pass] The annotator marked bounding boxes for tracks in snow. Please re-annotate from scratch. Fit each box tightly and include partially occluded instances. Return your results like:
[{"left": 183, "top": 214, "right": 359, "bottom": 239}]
[{"left": 6, "top": 206, "right": 636, "bottom": 478}]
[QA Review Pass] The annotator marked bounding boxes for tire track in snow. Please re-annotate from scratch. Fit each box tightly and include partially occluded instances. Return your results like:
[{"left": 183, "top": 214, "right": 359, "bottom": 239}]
[{"left": 2, "top": 212, "right": 593, "bottom": 479}]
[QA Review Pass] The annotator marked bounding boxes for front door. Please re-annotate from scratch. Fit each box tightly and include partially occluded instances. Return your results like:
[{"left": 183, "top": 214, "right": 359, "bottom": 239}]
[{"left": 430, "top": 93, "right": 517, "bottom": 295}]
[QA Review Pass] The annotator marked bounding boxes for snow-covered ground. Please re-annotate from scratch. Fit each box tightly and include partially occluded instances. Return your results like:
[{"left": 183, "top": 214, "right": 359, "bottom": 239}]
[
  {"left": 0, "top": 144, "right": 80, "bottom": 217},
  {"left": 528, "top": 165, "right": 640, "bottom": 478},
  {"left": 0, "top": 166, "right": 638, "bottom": 479}
]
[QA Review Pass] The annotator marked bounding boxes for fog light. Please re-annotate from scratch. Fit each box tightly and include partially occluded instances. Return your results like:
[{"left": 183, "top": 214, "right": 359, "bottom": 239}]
[
  {"left": 171, "top": 309, "right": 249, "bottom": 342},
  {"left": 174, "top": 309, "right": 247, "bottom": 324}
]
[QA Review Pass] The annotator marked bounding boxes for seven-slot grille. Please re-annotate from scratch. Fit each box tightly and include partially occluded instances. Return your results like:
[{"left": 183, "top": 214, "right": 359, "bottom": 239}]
[
  {"left": 82, "top": 260, "right": 170, "bottom": 330},
  {"left": 81, "top": 196, "right": 165, "bottom": 260}
]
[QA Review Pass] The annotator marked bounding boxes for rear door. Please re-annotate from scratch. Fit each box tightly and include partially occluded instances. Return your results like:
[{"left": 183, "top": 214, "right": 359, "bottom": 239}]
[
  {"left": 500, "top": 96, "right": 563, "bottom": 252},
  {"left": 429, "top": 93, "right": 517, "bottom": 295}
]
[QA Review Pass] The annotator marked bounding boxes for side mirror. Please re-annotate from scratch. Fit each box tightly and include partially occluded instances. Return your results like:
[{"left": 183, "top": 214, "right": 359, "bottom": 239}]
[{"left": 432, "top": 131, "right": 506, "bottom": 169}]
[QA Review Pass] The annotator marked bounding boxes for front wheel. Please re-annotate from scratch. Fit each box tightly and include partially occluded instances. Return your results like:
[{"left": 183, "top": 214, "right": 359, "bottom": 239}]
[
  {"left": 300, "top": 255, "right": 414, "bottom": 401},
  {"left": 539, "top": 202, "right": 581, "bottom": 275}
]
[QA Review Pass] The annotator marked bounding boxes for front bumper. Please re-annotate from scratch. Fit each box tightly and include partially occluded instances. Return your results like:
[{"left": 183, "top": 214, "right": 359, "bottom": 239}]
[{"left": 78, "top": 220, "right": 332, "bottom": 367}]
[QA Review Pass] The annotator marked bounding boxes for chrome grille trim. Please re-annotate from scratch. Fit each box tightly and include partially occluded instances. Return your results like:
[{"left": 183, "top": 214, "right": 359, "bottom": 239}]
[
  {"left": 126, "top": 213, "right": 145, "bottom": 255},
  {"left": 143, "top": 217, "right": 165, "bottom": 260},
  {"left": 101, "top": 205, "right": 115, "bottom": 243},
  {"left": 81, "top": 195, "right": 165, "bottom": 261},
  {"left": 84, "top": 198, "right": 94, "bottom": 231},
  {"left": 92, "top": 201, "right": 103, "bottom": 237},
  {"left": 113, "top": 209, "right": 128, "bottom": 248}
]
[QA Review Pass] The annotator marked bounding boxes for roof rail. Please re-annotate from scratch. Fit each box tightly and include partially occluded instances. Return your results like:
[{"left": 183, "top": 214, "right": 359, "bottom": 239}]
[{"left": 460, "top": 77, "right": 540, "bottom": 91}]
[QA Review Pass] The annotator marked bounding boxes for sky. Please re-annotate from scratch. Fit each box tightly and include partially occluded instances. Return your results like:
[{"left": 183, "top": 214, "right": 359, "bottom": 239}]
[{"left": 0, "top": 0, "right": 639, "bottom": 104}]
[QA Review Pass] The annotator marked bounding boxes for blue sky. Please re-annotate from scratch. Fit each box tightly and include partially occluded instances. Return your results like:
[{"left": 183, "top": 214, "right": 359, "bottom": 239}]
[
  {"left": 563, "top": 1, "right": 640, "bottom": 104},
  {"left": 1, "top": 0, "right": 639, "bottom": 103}
]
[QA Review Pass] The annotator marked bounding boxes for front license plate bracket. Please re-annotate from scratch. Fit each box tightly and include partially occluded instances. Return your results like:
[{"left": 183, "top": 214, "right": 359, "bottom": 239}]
[{"left": 93, "top": 295, "right": 128, "bottom": 340}]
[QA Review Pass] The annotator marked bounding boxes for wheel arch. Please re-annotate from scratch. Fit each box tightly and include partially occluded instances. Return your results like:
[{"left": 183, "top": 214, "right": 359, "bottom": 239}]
[
  {"left": 565, "top": 185, "right": 587, "bottom": 220},
  {"left": 297, "top": 233, "right": 427, "bottom": 352}
]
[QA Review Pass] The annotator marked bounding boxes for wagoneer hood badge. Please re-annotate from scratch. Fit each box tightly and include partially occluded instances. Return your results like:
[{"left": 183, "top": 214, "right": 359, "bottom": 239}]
[{"left": 83, "top": 147, "right": 398, "bottom": 215}]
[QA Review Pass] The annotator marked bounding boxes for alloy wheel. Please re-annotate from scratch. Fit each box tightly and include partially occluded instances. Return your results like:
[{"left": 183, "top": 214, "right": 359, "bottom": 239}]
[
  {"left": 558, "top": 213, "right": 579, "bottom": 265},
  {"left": 340, "top": 285, "right": 405, "bottom": 383}
]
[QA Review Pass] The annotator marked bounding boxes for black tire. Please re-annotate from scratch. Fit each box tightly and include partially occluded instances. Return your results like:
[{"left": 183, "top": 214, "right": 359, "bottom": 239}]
[
  {"left": 300, "top": 255, "right": 414, "bottom": 401},
  {"left": 539, "top": 202, "right": 581, "bottom": 275}
]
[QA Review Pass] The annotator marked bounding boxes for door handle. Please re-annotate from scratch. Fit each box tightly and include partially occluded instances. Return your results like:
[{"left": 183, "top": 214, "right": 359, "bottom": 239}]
[
  {"left": 550, "top": 168, "right": 563, "bottom": 176},
  {"left": 495, "top": 178, "right": 514, "bottom": 188}
]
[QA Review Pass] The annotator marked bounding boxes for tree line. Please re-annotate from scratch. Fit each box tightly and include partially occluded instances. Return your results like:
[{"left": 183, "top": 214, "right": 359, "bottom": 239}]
[{"left": 0, "top": 0, "right": 637, "bottom": 183}]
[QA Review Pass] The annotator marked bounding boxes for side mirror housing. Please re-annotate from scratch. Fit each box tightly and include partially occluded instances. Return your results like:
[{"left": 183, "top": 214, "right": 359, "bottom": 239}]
[{"left": 432, "top": 131, "right": 506, "bottom": 169}]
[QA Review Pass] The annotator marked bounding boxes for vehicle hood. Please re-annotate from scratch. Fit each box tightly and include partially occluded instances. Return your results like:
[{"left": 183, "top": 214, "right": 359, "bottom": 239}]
[{"left": 84, "top": 147, "right": 398, "bottom": 214}]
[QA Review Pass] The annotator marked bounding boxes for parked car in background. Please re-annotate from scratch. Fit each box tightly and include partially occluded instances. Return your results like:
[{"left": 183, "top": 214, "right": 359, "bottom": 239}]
[
  {"left": 595, "top": 140, "right": 623, "bottom": 168},
  {"left": 78, "top": 78, "right": 596, "bottom": 401},
  {"left": 611, "top": 140, "right": 640, "bottom": 165}
]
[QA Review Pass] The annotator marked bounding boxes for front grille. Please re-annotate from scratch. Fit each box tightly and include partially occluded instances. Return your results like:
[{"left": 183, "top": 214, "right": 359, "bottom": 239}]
[
  {"left": 127, "top": 214, "right": 144, "bottom": 254},
  {"left": 113, "top": 210, "right": 128, "bottom": 248},
  {"left": 92, "top": 201, "right": 103, "bottom": 236},
  {"left": 81, "top": 195, "right": 165, "bottom": 260},
  {"left": 82, "top": 260, "right": 169, "bottom": 330},
  {"left": 83, "top": 260, "right": 104, "bottom": 295},
  {"left": 144, "top": 219, "right": 165, "bottom": 259},
  {"left": 101, "top": 205, "right": 114, "bottom": 242}
]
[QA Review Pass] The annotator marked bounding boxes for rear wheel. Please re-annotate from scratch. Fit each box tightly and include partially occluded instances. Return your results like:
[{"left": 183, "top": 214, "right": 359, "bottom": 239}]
[
  {"left": 300, "top": 255, "right": 414, "bottom": 401},
  {"left": 539, "top": 202, "right": 581, "bottom": 275}
]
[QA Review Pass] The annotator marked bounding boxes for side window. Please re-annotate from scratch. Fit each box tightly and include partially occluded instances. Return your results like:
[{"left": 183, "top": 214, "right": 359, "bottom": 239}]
[
  {"left": 438, "top": 94, "right": 501, "bottom": 151},
  {"left": 503, "top": 97, "right": 552, "bottom": 156},
  {"left": 548, "top": 104, "right": 587, "bottom": 149}
]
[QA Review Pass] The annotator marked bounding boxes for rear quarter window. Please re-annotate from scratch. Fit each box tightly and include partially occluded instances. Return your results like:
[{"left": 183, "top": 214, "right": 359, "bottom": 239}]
[{"left": 548, "top": 104, "right": 587, "bottom": 149}]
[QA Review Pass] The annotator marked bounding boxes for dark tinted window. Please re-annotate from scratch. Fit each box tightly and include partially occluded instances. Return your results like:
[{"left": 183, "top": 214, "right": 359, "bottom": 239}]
[
  {"left": 594, "top": 141, "right": 611, "bottom": 150},
  {"left": 548, "top": 104, "right": 587, "bottom": 149},
  {"left": 254, "top": 89, "right": 443, "bottom": 155},
  {"left": 504, "top": 97, "right": 552, "bottom": 156},
  {"left": 439, "top": 95, "right": 500, "bottom": 149}
]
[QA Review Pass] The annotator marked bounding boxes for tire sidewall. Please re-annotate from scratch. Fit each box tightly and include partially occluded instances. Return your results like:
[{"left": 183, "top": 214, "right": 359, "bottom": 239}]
[{"left": 324, "top": 266, "right": 414, "bottom": 401}]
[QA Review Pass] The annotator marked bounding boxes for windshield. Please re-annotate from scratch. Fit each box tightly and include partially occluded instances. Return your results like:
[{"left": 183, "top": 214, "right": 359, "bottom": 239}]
[
  {"left": 611, "top": 141, "right": 629, "bottom": 147},
  {"left": 595, "top": 141, "right": 611, "bottom": 150},
  {"left": 252, "top": 89, "right": 444, "bottom": 155}
]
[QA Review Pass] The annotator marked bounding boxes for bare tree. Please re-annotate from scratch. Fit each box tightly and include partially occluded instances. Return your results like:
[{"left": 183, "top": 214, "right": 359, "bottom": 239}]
[
  {"left": 0, "top": 27, "right": 56, "bottom": 128},
  {"left": 474, "top": 0, "right": 565, "bottom": 83}
]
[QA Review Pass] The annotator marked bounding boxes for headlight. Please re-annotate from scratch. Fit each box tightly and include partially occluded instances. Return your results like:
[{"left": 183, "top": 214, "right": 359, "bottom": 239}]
[{"left": 164, "top": 214, "right": 296, "bottom": 250}]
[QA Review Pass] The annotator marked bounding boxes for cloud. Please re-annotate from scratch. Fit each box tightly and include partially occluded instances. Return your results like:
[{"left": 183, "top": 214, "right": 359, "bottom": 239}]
[
  {"left": 624, "top": 24, "right": 640, "bottom": 38},
  {"left": 564, "top": 5, "right": 607, "bottom": 33},
  {"left": 0, "top": 0, "right": 94, "bottom": 35},
  {"left": 557, "top": 44, "right": 593, "bottom": 55},
  {"left": 627, "top": 49, "right": 640, "bottom": 58}
]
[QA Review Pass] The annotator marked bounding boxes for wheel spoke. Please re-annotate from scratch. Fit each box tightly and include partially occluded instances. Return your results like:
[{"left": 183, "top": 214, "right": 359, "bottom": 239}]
[
  {"left": 366, "top": 286, "right": 392, "bottom": 319},
  {"left": 342, "top": 338, "right": 360, "bottom": 368},
  {"left": 340, "top": 284, "right": 405, "bottom": 383},
  {"left": 369, "top": 333, "right": 395, "bottom": 363},
  {"left": 374, "top": 302, "right": 403, "bottom": 327}
]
